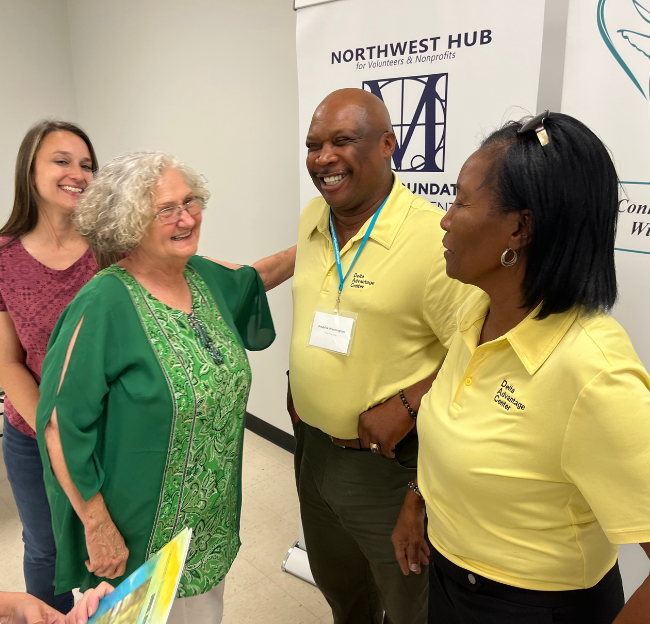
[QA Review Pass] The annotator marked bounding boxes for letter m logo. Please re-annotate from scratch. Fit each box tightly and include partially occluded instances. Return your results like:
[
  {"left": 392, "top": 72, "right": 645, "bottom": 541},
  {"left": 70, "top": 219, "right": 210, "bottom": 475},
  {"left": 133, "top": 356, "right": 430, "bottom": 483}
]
[{"left": 363, "top": 73, "right": 448, "bottom": 172}]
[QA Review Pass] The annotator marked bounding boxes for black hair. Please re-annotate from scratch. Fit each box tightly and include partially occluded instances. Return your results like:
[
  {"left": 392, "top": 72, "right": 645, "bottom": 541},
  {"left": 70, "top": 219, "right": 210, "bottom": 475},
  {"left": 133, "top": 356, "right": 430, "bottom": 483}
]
[{"left": 480, "top": 112, "right": 618, "bottom": 319}]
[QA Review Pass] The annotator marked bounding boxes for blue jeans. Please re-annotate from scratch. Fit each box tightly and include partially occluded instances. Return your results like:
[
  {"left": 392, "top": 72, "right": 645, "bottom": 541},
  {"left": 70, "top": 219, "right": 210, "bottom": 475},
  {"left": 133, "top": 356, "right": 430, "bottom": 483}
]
[{"left": 2, "top": 415, "right": 74, "bottom": 613}]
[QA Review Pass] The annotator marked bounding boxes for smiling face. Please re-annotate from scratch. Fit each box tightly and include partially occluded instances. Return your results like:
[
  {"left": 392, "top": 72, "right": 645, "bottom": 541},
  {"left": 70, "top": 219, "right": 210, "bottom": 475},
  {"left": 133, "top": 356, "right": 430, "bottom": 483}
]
[
  {"left": 440, "top": 149, "right": 529, "bottom": 289},
  {"left": 305, "top": 92, "right": 395, "bottom": 213},
  {"left": 137, "top": 168, "right": 202, "bottom": 264},
  {"left": 32, "top": 131, "right": 94, "bottom": 213}
]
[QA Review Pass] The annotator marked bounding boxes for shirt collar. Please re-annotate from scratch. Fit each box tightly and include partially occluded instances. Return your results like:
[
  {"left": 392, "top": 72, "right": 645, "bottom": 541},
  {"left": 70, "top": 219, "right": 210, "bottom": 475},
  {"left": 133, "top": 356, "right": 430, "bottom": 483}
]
[
  {"left": 458, "top": 291, "right": 579, "bottom": 375},
  {"left": 309, "top": 173, "right": 411, "bottom": 250}
]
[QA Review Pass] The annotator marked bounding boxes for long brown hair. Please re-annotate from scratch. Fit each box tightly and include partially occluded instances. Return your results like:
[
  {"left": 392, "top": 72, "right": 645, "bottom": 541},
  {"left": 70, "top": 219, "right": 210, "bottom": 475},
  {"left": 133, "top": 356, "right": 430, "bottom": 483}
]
[{"left": 0, "top": 120, "right": 120, "bottom": 268}]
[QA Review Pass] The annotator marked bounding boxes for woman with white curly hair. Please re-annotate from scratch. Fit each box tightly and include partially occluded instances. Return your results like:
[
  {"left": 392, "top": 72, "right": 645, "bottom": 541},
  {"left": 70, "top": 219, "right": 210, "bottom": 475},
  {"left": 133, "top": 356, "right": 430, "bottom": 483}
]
[{"left": 34, "top": 152, "right": 293, "bottom": 623}]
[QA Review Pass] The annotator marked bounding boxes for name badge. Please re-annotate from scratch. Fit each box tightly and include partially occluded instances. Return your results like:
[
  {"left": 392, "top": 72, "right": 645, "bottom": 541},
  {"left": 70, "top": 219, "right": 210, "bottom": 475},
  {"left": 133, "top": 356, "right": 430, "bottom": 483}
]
[{"left": 308, "top": 307, "right": 358, "bottom": 356}]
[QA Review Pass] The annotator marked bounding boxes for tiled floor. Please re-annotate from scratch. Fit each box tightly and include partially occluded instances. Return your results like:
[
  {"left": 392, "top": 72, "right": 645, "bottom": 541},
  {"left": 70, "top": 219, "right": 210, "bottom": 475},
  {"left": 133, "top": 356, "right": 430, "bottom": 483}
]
[{"left": 0, "top": 429, "right": 333, "bottom": 624}]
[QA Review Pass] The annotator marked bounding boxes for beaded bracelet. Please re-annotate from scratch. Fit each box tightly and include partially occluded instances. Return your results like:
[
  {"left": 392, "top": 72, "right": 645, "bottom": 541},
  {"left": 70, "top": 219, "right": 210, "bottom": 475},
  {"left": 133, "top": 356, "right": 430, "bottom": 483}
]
[
  {"left": 408, "top": 481, "right": 424, "bottom": 501},
  {"left": 399, "top": 389, "right": 418, "bottom": 419}
]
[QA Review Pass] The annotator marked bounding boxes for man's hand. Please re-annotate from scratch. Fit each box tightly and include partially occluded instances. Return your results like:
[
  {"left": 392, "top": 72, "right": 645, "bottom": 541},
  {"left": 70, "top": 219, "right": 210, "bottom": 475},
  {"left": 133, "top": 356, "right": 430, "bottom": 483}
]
[
  {"left": 65, "top": 583, "right": 114, "bottom": 624},
  {"left": 287, "top": 379, "right": 300, "bottom": 426},
  {"left": 358, "top": 395, "right": 415, "bottom": 458},
  {"left": 84, "top": 516, "right": 129, "bottom": 579},
  {"left": 392, "top": 490, "right": 430, "bottom": 576}
]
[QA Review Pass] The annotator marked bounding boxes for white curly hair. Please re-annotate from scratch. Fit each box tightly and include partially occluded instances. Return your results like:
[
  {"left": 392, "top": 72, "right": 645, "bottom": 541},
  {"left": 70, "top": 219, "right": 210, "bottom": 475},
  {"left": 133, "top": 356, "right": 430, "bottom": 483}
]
[{"left": 73, "top": 152, "right": 210, "bottom": 254}]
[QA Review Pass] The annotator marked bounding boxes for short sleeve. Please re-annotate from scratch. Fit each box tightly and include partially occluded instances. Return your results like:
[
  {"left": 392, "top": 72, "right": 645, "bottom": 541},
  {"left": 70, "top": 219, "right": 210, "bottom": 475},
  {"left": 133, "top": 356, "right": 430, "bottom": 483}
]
[
  {"left": 423, "top": 242, "right": 477, "bottom": 349},
  {"left": 36, "top": 278, "right": 126, "bottom": 501},
  {"left": 0, "top": 289, "right": 6, "bottom": 311},
  {"left": 562, "top": 366, "right": 650, "bottom": 544},
  {"left": 189, "top": 256, "right": 275, "bottom": 351}
]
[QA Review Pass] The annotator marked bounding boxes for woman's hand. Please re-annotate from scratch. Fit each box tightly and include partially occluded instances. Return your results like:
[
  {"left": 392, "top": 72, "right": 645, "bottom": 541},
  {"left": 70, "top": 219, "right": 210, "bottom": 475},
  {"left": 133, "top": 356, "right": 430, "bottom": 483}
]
[
  {"left": 64, "top": 583, "right": 114, "bottom": 624},
  {"left": 3, "top": 593, "right": 63, "bottom": 624},
  {"left": 392, "top": 489, "right": 430, "bottom": 575},
  {"left": 84, "top": 516, "right": 129, "bottom": 579}
]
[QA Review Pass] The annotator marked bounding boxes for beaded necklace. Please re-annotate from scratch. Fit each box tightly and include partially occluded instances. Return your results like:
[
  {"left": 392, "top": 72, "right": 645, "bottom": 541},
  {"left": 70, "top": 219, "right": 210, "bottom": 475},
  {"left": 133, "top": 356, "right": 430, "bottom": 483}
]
[{"left": 187, "top": 304, "right": 224, "bottom": 365}]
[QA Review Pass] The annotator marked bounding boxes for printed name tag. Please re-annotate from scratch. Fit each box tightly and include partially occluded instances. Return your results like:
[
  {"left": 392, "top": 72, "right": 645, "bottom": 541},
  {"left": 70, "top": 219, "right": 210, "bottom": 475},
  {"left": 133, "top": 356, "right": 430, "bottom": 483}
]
[{"left": 308, "top": 308, "right": 358, "bottom": 356}]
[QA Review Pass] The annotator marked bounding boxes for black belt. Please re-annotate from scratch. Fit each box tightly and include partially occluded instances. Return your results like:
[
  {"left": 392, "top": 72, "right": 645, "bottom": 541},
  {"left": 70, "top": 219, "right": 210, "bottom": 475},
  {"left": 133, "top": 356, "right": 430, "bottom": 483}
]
[{"left": 329, "top": 436, "right": 367, "bottom": 450}]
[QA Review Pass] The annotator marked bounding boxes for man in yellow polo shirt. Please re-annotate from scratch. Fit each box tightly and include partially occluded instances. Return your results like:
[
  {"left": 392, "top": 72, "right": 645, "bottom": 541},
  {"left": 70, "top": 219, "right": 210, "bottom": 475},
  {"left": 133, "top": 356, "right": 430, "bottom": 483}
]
[{"left": 288, "top": 88, "right": 473, "bottom": 624}]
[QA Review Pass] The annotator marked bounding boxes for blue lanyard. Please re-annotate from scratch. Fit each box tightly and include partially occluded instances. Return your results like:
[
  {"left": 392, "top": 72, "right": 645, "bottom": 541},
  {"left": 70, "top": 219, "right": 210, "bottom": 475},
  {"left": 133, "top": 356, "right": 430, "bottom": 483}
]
[{"left": 329, "top": 197, "right": 388, "bottom": 307}]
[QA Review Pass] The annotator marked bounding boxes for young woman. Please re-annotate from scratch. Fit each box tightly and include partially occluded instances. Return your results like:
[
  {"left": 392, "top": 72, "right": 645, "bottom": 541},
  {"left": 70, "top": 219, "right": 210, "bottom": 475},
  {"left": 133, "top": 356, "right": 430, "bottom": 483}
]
[{"left": 0, "top": 120, "right": 102, "bottom": 613}]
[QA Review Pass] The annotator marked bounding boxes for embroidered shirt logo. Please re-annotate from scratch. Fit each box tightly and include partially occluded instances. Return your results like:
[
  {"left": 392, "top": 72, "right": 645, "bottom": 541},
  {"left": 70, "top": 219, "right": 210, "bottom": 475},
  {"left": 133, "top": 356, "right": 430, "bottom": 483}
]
[
  {"left": 494, "top": 379, "right": 526, "bottom": 412},
  {"left": 350, "top": 272, "right": 375, "bottom": 289}
]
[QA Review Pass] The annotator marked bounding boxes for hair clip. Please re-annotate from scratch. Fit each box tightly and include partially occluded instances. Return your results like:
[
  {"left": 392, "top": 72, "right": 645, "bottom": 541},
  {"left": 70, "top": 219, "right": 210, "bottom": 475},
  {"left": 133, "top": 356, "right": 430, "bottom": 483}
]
[{"left": 518, "top": 110, "right": 550, "bottom": 147}]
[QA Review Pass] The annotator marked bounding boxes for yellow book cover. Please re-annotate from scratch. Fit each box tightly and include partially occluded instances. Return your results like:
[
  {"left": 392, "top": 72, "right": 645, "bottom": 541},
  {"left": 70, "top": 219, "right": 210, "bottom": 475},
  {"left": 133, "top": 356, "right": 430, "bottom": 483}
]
[{"left": 87, "top": 528, "right": 192, "bottom": 624}]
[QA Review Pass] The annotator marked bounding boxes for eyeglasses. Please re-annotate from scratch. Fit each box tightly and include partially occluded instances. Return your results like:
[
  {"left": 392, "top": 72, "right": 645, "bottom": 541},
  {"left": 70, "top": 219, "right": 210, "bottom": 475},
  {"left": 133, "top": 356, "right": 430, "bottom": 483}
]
[
  {"left": 155, "top": 198, "right": 204, "bottom": 225},
  {"left": 517, "top": 110, "right": 551, "bottom": 147}
]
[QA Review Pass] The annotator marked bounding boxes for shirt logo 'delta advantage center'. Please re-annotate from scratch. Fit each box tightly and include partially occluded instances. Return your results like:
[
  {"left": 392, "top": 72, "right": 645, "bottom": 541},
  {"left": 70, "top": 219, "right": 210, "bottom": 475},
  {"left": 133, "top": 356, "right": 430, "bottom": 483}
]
[
  {"left": 494, "top": 379, "right": 526, "bottom": 412},
  {"left": 350, "top": 272, "right": 375, "bottom": 289}
]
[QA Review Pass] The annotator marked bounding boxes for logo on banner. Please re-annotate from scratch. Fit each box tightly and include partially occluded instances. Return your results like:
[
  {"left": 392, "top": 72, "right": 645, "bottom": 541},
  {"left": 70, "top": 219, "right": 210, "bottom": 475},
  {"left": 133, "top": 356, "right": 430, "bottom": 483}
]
[
  {"left": 617, "top": 184, "right": 650, "bottom": 252},
  {"left": 599, "top": 1, "right": 650, "bottom": 253},
  {"left": 363, "top": 73, "right": 448, "bottom": 172},
  {"left": 598, "top": 0, "right": 650, "bottom": 101}
]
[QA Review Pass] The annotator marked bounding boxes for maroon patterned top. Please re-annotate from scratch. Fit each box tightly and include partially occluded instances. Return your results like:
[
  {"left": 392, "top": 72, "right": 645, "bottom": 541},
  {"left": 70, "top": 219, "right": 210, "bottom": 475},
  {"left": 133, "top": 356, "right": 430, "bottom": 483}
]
[{"left": 0, "top": 236, "right": 98, "bottom": 438}]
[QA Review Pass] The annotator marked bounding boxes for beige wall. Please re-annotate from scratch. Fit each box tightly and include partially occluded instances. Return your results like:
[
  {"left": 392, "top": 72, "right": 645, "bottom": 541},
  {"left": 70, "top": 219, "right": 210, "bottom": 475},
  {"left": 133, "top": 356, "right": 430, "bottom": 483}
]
[{"left": 0, "top": 0, "right": 77, "bottom": 220}]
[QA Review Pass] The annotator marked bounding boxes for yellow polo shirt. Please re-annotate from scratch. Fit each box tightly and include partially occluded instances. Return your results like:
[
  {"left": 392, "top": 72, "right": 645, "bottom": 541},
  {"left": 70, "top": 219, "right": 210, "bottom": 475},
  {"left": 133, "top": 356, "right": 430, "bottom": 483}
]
[
  {"left": 418, "top": 290, "right": 650, "bottom": 591},
  {"left": 290, "top": 174, "right": 474, "bottom": 439}
]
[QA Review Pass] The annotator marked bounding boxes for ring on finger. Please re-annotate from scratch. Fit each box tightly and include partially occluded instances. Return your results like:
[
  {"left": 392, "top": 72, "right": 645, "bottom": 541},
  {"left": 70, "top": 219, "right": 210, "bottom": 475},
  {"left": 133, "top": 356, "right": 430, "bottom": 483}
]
[{"left": 370, "top": 442, "right": 381, "bottom": 453}]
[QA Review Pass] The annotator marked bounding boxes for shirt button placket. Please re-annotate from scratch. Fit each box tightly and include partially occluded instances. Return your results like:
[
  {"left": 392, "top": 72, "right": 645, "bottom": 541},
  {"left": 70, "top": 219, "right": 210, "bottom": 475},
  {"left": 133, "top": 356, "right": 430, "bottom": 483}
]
[{"left": 454, "top": 351, "right": 481, "bottom": 406}]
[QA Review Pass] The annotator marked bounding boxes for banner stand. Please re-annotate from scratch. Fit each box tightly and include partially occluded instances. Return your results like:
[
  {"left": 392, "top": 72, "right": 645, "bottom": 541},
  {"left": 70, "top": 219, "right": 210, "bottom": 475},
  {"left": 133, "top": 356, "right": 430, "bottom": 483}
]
[{"left": 281, "top": 521, "right": 315, "bottom": 585}]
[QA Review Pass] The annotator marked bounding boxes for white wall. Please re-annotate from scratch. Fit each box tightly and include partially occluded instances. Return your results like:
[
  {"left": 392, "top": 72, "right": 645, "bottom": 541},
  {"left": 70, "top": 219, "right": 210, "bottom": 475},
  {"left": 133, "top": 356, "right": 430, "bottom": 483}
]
[
  {"left": 64, "top": 0, "right": 299, "bottom": 434},
  {"left": 0, "top": 0, "right": 78, "bottom": 221},
  {"left": 0, "top": 0, "right": 299, "bottom": 434}
]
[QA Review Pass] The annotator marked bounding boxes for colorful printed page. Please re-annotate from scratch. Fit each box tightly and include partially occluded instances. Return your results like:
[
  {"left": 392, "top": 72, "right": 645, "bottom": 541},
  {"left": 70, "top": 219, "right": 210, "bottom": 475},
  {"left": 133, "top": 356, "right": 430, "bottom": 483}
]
[{"left": 88, "top": 528, "right": 192, "bottom": 624}]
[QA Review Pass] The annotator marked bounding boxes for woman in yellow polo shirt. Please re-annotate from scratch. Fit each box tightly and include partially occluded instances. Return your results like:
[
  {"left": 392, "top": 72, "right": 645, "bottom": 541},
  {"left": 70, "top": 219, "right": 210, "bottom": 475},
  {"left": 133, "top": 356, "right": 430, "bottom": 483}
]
[{"left": 392, "top": 111, "right": 650, "bottom": 623}]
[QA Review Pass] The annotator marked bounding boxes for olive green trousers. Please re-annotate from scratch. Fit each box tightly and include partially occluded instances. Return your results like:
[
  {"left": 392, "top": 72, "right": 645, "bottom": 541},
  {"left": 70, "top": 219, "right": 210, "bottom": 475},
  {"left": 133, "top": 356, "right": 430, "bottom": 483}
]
[{"left": 294, "top": 420, "right": 428, "bottom": 624}]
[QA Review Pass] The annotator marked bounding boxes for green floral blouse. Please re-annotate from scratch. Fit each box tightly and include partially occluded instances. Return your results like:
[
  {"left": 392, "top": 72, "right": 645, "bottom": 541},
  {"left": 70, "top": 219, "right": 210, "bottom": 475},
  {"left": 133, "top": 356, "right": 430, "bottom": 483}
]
[{"left": 36, "top": 256, "right": 275, "bottom": 597}]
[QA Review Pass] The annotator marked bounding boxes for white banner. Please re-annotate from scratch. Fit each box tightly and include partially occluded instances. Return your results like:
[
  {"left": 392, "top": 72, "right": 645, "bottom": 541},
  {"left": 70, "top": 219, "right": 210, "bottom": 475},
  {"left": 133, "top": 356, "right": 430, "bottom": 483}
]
[
  {"left": 297, "top": 0, "right": 547, "bottom": 211},
  {"left": 562, "top": 0, "right": 650, "bottom": 367}
]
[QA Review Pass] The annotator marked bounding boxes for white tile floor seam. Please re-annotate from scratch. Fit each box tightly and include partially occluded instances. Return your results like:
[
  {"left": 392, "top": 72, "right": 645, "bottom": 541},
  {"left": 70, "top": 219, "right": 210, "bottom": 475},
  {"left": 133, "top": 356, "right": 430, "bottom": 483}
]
[{"left": 0, "top": 429, "right": 332, "bottom": 623}]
